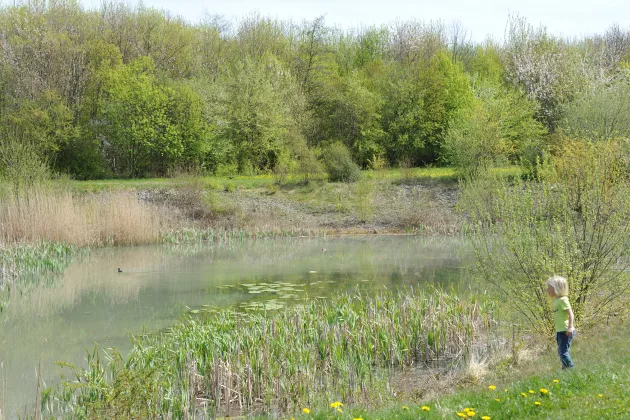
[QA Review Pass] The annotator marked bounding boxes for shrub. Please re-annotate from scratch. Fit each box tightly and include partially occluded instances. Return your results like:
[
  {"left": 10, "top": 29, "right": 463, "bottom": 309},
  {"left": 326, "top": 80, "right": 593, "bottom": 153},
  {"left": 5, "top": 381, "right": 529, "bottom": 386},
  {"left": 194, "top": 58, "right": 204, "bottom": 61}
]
[
  {"left": 0, "top": 126, "right": 50, "bottom": 192},
  {"left": 461, "top": 140, "right": 630, "bottom": 333},
  {"left": 321, "top": 142, "right": 361, "bottom": 183}
]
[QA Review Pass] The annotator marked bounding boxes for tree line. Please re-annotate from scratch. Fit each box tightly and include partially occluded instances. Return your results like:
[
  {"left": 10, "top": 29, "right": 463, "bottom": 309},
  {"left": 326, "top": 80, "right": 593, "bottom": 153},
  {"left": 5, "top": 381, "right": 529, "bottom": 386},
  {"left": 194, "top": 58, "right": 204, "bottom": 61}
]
[{"left": 1, "top": 0, "right": 629, "bottom": 179}]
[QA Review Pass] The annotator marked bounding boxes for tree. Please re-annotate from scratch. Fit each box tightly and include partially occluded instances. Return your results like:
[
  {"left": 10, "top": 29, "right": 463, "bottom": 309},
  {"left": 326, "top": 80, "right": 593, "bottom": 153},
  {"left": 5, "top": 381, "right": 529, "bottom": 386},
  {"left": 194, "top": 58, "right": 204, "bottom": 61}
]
[
  {"left": 560, "top": 68, "right": 630, "bottom": 141},
  {"left": 380, "top": 51, "right": 473, "bottom": 165},
  {"left": 215, "top": 55, "right": 300, "bottom": 173},
  {"left": 461, "top": 140, "right": 630, "bottom": 333},
  {"left": 99, "top": 57, "right": 208, "bottom": 177},
  {"left": 503, "top": 15, "right": 587, "bottom": 131}
]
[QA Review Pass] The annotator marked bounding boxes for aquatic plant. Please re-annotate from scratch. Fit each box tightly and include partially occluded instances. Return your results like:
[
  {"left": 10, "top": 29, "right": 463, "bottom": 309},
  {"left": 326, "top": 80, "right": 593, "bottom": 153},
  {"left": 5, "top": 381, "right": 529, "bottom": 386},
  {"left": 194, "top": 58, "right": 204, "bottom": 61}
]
[{"left": 49, "top": 289, "right": 495, "bottom": 418}]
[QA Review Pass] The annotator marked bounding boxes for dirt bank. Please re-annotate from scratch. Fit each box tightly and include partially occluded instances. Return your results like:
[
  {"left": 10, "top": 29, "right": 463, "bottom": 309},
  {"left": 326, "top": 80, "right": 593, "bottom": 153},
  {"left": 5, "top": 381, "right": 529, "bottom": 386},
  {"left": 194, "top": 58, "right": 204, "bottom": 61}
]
[{"left": 139, "top": 179, "right": 461, "bottom": 235}]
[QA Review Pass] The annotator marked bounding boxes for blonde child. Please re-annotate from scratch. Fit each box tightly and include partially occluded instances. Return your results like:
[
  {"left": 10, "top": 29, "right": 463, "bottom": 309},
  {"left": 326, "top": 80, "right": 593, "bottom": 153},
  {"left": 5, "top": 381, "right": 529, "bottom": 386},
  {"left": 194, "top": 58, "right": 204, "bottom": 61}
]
[{"left": 546, "top": 276, "right": 575, "bottom": 369}]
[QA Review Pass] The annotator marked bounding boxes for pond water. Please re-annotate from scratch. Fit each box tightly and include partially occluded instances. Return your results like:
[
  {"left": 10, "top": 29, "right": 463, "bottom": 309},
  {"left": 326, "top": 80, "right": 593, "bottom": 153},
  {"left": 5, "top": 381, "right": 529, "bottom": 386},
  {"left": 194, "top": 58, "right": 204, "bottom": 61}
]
[{"left": 0, "top": 235, "right": 471, "bottom": 418}]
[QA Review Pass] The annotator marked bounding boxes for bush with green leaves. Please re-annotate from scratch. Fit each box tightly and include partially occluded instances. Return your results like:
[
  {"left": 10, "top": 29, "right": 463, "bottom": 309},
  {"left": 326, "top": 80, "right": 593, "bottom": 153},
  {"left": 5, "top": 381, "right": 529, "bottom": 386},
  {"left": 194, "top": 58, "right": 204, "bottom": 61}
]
[
  {"left": 0, "top": 126, "right": 50, "bottom": 193},
  {"left": 560, "top": 68, "right": 630, "bottom": 141},
  {"left": 321, "top": 142, "right": 361, "bottom": 182},
  {"left": 461, "top": 140, "right": 630, "bottom": 333}
]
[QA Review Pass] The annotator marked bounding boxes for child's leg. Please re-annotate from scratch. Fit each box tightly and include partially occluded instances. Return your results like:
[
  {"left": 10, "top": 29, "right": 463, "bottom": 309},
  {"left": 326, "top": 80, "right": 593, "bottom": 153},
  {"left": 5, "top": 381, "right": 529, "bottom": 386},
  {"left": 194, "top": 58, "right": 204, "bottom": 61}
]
[{"left": 556, "top": 332, "right": 574, "bottom": 368}]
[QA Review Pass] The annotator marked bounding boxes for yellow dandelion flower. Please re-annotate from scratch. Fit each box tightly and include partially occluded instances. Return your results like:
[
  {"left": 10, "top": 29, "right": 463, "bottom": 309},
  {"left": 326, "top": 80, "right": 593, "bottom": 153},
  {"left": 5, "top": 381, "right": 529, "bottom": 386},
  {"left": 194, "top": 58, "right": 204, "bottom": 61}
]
[
  {"left": 336, "top": 408, "right": 343, "bottom": 413},
  {"left": 402, "top": 406, "right": 409, "bottom": 410},
  {"left": 521, "top": 392, "right": 528, "bottom": 397},
  {"left": 494, "top": 398, "right": 501, "bottom": 402},
  {"left": 540, "top": 388, "right": 549, "bottom": 394},
  {"left": 528, "top": 390, "right": 535, "bottom": 394},
  {"left": 303, "top": 408, "right": 311, "bottom": 414},
  {"left": 488, "top": 385, "right": 496, "bottom": 391},
  {"left": 481, "top": 416, "right": 491, "bottom": 420},
  {"left": 466, "top": 411, "right": 476, "bottom": 417},
  {"left": 464, "top": 407, "right": 472, "bottom": 411},
  {"left": 330, "top": 402, "right": 344, "bottom": 408},
  {"left": 353, "top": 418, "right": 364, "bottom": 420},
  {"left": 553, "top": 379, "right": 559, "bottom": 383},
  {"left": 535, "top": 401, "right": 542, "bottom": 406},
  {"left": 456, "top": 412, "right": 467, "bottom": 418},
  {"left": 422, "top": 406, "right": 430, "bottom": 411},
  {"left": 598, "top": 394, "right": 604, "bottom": 397}
]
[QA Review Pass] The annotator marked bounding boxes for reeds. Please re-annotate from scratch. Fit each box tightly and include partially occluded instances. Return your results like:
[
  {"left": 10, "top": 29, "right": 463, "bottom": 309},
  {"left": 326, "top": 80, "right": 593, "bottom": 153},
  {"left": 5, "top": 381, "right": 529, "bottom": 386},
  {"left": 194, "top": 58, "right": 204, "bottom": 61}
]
[
  {"left": 50, "top": 289, "right": 495, "bottom": 418},
  {"left": 0, "top": 187, "right": 162, "bottom": 247}
]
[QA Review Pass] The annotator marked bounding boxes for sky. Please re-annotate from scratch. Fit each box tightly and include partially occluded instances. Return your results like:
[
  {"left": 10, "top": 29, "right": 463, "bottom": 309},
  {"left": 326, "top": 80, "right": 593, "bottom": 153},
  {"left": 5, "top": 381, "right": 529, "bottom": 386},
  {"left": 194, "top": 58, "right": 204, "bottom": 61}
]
[{"left": 80, "top": 0, "right": 630, "bottom": 42}]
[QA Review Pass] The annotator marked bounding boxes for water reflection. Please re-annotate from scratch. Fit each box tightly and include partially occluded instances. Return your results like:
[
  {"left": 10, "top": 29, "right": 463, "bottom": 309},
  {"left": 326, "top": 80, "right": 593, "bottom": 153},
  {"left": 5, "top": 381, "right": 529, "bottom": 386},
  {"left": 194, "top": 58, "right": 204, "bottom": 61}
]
[{"left": 0, "top": 235, "right": 470, "bottom": 418}]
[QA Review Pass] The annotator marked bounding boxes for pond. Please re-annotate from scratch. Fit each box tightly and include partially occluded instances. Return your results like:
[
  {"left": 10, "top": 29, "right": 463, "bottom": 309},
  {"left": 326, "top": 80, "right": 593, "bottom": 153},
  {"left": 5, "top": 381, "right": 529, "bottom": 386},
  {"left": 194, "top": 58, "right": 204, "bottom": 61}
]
[{"left": 0, "top": 235, "right": 471, "bottom": 418}]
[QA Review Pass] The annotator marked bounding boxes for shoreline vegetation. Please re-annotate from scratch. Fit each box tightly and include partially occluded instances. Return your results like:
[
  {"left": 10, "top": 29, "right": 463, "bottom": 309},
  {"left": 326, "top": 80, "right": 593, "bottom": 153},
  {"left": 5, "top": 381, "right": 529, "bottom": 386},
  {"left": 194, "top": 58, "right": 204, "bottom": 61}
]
[
  {"left": 2, "top": 1, "right": 630, "bottom": 413},
  {"left": 2, "top": 158, "right": 630, "bottom": 418},
  {"left": 0, "top": 167, "right": 470, "bottom": 306},
  {"left": 47, "top": 290, "right": 495, "bottom": 418}
]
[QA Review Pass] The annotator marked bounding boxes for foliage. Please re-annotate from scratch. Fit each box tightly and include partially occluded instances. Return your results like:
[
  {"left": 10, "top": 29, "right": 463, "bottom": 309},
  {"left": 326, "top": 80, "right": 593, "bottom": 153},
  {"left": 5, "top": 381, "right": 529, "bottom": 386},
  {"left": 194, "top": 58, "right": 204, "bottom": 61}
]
[
  {"left": 0, "top": 5, "right": 626, "bottom": 179},
  {"left": 380, "top": 51, "right": 474, "bottom": 166},
  {"left": 321, "top": 142, "right": 362, "bottom": 182},
  {"left": 503, "top": 15, "right": 588, "bottom": 131},
  {"left": 461, "top": 140, "right": 630, "bottom": 333},
  {"left": 50, "top": 289, "right": 493, "bottom": 417},
  {"left": 0, "top": 125, "right": 50, "bottom": 192},
  {"left": 444, "top": 81, "right": 547, "bottom": 178},
  {"left": 98, "top": 57, "right": 210, "bottom": 177},
  {"left": 560, "top": 69, "right": 630, "bottom": 141}
]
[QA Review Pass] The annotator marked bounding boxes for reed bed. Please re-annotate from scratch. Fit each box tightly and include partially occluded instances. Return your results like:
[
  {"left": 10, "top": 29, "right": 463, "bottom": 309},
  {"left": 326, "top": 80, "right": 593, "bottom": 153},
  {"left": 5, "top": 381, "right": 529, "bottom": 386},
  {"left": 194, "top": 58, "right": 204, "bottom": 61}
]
[
  {"left": 0, "top": 242, "right": 79, "bottom": 310},
  {"left": 49, "top": 289, "right": 495, "bottom": 418},
  {"left": 0, "top": 187, "right": 163, "bottom": 246}
]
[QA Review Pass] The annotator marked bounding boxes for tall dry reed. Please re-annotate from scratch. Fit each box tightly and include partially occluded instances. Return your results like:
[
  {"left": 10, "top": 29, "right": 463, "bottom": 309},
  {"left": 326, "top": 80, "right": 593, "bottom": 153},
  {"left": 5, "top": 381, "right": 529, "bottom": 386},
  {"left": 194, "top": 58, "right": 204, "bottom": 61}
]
[{"left": 0, "top": 188, "right": 164, "bottom": 246}]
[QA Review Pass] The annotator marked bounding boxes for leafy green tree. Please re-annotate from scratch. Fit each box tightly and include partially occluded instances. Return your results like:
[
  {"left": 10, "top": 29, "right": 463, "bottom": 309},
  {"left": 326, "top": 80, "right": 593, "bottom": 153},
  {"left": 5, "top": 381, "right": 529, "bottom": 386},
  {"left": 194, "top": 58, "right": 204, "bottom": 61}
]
[
  {"left": 380, "top": 51, "right": 473, "bottom": 165},
  {"left": 215, "top": 55, "right": 302, "bottom": 173},
  {"left": 3, "top": 90, "right": 79, "bottom": 162},
  {"left": 461, "top": 140, "right": 630, "bottom": 333},
  {"left": 561, "top": 68, "right": 630, "bottom": 141},
  {"left": 99, "top": 57, "right": 208, "bottom": 177}
]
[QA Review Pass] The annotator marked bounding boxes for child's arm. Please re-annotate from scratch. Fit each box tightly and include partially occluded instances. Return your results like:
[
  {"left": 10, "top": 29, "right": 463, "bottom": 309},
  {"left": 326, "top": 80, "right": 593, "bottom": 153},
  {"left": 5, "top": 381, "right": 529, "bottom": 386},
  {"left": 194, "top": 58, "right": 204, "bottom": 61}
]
[{"left": 566, "top": 307, "right": 575, "bottom": 337}]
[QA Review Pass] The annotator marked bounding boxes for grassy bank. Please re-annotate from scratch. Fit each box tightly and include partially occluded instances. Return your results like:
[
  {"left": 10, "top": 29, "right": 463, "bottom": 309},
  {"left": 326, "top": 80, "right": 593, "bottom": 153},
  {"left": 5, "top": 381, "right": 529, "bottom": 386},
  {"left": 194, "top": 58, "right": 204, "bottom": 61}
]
[
  {"left": 280, "top": 321, "right": 630, "bottom": 420},
  {"left": 46, "top": 289, "right": 495, "bottom": 418}
]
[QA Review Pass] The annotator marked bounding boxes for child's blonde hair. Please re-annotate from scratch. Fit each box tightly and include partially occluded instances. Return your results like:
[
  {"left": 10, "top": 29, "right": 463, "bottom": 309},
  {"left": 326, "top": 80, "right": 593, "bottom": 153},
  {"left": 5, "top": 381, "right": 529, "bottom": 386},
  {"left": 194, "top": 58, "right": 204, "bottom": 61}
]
[{"left": 546, "top": 276, "right": 569, "bottom": 297}]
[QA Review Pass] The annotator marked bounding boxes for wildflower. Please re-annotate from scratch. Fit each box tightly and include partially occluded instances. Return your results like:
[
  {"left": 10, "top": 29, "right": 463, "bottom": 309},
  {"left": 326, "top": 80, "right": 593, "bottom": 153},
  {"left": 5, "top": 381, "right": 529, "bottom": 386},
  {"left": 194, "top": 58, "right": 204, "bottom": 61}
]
[
  {"left": 553, "top": 379, "right": 559, "bottom": 383},
  {"left": 494, "top": 398, "right": 501, "bottom": 402},
  {"left": 402, "top": 406, "right": 409, "bottom": 410},
  {"left": 528, "top": 390, "right": 535, "bottom": 394},
  {"left": 482, "top": 417, "right": 491, "bottom": 420},
  {"left": 353, "top": 418, "right": 364, "bottom": 420},
  {"left": 535, "top": 401, "right": 542, "bottom": 406},
  {"left": 421, "top": 406, "right": 430, "bottom": 411},
  {"left": 466, "top": 410, "right": 476, "bottom": 417},
  {"left": 330, "top": 402, "right": 344, "bottom": 408},
  {"left": 520, "top": 392, "right": 528, "bottom": 397},
  {"left": 303, "top": 408, "right": 311, "bottom": 414},
  {"left": 540, "top": 388, "right": 549, "bottom": 395},
  {"left": 598, "top": 394, "right": 604, "bottom": 398},
  {"left": 488, "top": 385, "right": 496, "bottom": 391},
  {"left": 456, "top": 412, "right": 467, "bottom": 418},
  {"left": 504, "top": 389, "right": 508, "bottom": 393},
  {"left": 336, "top": 408, "right": 343, "bottom": 413}
]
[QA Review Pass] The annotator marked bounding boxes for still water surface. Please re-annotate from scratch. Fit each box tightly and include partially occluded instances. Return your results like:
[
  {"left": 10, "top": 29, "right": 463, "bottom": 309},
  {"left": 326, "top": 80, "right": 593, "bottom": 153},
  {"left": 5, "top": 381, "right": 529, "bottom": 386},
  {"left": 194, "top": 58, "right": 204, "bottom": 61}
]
[{"left": 0, "top": 235, "right": 470, "bottom": 417}]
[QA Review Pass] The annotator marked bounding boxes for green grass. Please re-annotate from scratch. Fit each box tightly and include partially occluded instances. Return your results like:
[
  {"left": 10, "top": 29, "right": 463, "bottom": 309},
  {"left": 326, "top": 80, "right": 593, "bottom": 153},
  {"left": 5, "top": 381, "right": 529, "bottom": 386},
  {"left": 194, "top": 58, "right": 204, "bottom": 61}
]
[
  {"left": 68, "top": 166, "right": 523, "bottom": 193},
  {"left": 279, "top": 321, "right": 630, "bottom": 420},
  {"left": 47, "top": 289, "right": 495, "bottom": 418}
]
